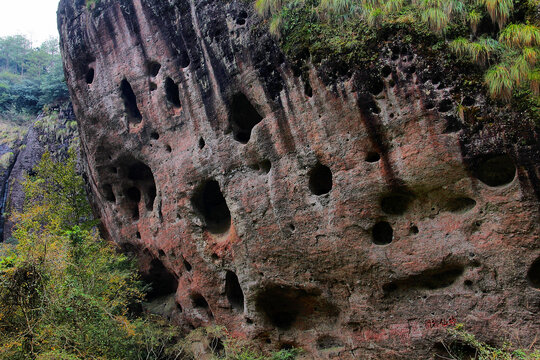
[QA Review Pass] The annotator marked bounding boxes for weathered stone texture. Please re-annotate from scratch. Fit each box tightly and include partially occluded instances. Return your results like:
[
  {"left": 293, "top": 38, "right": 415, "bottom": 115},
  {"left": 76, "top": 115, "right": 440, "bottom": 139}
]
[{"left": 58, "top": 0, "right": 540, "bottom": 357}]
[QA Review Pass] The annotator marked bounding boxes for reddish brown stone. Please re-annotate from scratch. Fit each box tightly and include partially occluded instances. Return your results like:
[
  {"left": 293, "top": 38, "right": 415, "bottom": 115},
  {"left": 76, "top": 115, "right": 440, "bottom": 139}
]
[{"left": 58, "top": 0, "right": 540, "bottom": 357}]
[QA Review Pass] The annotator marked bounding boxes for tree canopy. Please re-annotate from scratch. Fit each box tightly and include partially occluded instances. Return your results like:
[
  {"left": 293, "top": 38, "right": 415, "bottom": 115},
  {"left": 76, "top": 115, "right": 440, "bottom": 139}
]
[{"left": 0, "top": 35, "right": 68, "bottom": 115}]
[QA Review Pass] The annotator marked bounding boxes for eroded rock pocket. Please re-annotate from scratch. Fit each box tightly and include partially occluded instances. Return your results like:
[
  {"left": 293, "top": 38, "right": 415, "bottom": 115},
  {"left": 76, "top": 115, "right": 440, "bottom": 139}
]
[
  {"left": 229, "top": 93, "right": 263, "bottom": 144},
  {"left": 225, "top": 271, "right": 244, "bottom": 311},
  {"left": 383, "top": 264, "right": 465, "bottom": 296},
  {"left": 474, "top": 154, "right": 516, "bottom": 187},
  {"left": 256, "top": 285, "right": 338, "bottom": 330},
  {"left": 527, "top": 257, "right": 540, "bottom": 288},
  {"left": 142, "top": 257, "right": 178, "bottom": 300},
  {"left": 120, "top": 79, "right": 142, "bottom": 124},
  {"left": 309, "top": 162, "right": 333, "bottom": 195},
  {"left": 191, "top": 180, "right": 231, "bottom": 234}
]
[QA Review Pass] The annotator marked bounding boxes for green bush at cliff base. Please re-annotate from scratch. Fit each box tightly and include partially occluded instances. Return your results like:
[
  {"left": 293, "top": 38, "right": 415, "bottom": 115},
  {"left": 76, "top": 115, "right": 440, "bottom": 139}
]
[
  {"left": 441, "top": 324, "right": 540, "bottom": 359},
  {"left": 255, "top": 0, "right": 539, "bottom": 106},
  {"left": 0, "top": 150, "right": 182, "bottom": 359}
]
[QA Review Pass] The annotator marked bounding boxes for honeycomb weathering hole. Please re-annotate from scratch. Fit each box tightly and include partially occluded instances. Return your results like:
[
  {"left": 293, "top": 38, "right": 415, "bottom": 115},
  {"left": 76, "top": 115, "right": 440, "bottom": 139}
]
[
  {"left": 255, "top": 286, "right": 338, "bottom": 330},
  {"left": 527, "top": 257, "right": 540, "bottom": 288},
  {"left": 380, "top": 192, "right": 413, "bottom": 215},
  {"left": 475, "top": 154, "right": 516, "bottom": 187},
  {"left": 191, "top": 180, "right": 231, "bottom": 234},
  {"left": 372, "top": 221, "right": 393, "bottom": 245},
  {"left": 147, "top": 61, "right": 161, "bottom": 77},
  {"left": 445, "top": 197, "right": 476, "bottom": 213},
  {"left": 309, "top": 162, "right": 333, "bottom": 195},
  {"left": 165, "top": 77, "right": 181, "bottom": 108},
  {"left": 225, "top": 271, "right": 244, "bottom": 311},
  {"left": 127, "top": 161, "right": 157, "bottom": 211},
  {"left": 85, "top": 68, "right": 94, "bottom": 84},
  {"left": 120, "top": 79, "right": 142, "bottom": 123},
  {"left": 365, "top": 151, "right": 380, "bottom": 163},
  {"left": 229, "top": 93, "right": 263, "bottom": 144},
  {"left": 143, "top": 258, "right": 178, "bottom": 300},
  {"left": 102, "top": 184, "right": 115, "bottom": 202},
  {"left": 384, "top": 264, "right": 465, "bottom": 295}
]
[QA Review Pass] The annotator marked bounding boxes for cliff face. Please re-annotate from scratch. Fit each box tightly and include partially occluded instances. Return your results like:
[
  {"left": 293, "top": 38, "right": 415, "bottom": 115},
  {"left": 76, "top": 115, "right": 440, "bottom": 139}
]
[{"left": 58, "top": 0, "right": 540, "bottom": 357}]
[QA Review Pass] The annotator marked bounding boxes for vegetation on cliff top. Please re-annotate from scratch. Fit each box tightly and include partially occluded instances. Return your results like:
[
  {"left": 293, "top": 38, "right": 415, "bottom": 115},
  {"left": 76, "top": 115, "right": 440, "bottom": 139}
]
[{"left": 255, "top": 0, "right": 539, "bottom": 108}]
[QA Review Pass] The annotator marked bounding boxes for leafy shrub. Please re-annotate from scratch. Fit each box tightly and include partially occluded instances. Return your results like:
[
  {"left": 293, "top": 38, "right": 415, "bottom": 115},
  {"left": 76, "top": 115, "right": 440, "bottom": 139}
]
[{"left": 441, "top": 324, "right": 540, "bottom": 359}]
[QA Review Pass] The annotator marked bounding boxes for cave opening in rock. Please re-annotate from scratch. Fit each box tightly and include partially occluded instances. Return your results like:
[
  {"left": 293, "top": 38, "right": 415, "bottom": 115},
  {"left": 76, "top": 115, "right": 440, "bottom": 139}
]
[
  {"left": 527, "top": 257, "right": 540, "bottom": 288},
  {"left": 147, "top": 61, "right": 161, "bottom": 77},
  {"left": 372, "top": 221, "right": 393, "bottom": 245},
  {"left": 165, "top": 77, "right": 181, "bottom": 108},
  {"left": 225, "top": 271, "right": 244, "bottom": 311},
  {"left": 127, "top": 161, "right": 157, "bottom": 211},
  {"left": 256, "top": 287, "right": 302, "bottom": 329},
  {"left": 365, "top": 151, "right": 381, "bottom": 163},
  {"left": 85, "top": 68, "right": 94, "bottom": 84},
  {"left": 309, "top": 162, "right": 333, "bottom": 195},
  {"left": 229, "top": 93, "right": 263, "bottom": 144},
  {"left": 192, "top": 293, "right": 209, "bottom": 309},
  {"left": 255, "top": 285, "right": 336, "bottom": 330},
  {"left": 120, "top": 79, "right": 142, "bottom": 123},
  {"left": 191, "top": 180, "right": 231, "bottom": 234},
  {"left": 143, "top": 258, "right": 178, "bottom": 300},
  {"left": 445, "top": 197, "right": 476, "bottom": 213},
  {"left": 438, "top": 99, "right": 453, "bottom": 112},
  {"left": 380, "top": 192, "right": 413, "bottom": 215},
  {"left": 183, "top": 258, "right": 192, "bottom": 271},
  {"left": 102, "top": 184, "right": 115, "bottom": 202},
  {"left": 475, "top": 154, "right": 516, "bottom": 187},
  {"left": 125, "top": 187, "right": 141, "bottom": 220}
]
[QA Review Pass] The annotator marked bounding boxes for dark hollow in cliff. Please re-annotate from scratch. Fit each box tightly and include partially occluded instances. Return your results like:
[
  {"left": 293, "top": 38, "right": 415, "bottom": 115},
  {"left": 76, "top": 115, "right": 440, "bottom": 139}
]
[
  {"left": 147, "top": 61, "right": 161, "bottom": 77},
  {"left": 308, "top": 163, "right": 333, "bottom": 196},
  {"left": 192, "top": 180, "right": 231, "bottom": 234},
  {"left": 256, "top": 285, "right": 337, "bottom": 330},
  {"left": 165, "top": 77, "right": 181, "bottom": 108},
  {"left": 143, "top": 258, "right": 178, "bottom": 300},
  {"left": 384, "top": 264, "right": 465, "bottom": 295},
  {"left": 527, "top": 257, "right": 540, "bottom": 288},
  {"left": 125, "top": 187, "right": 141, "bottom": 220},
  {"left": 102, "top": 184, "right": 116, "bottom": 202},
  {"left": 256, "top": 286, "right": 304, "bottom": 330},
  {"left": 120, "top": 79, "right": 142, "bottom": 123},
  {"left": 229, "top": 93, "right": 263, "bottom": 144},
  {"left": 380, "top": 192, "right": 413, "bottom": 215},
  {"left": 372, "top": 221, "right": 393, "bottom": 245},
  {"left": 225, "top": 271, "right": 244, "bottom": 311},
  {"left": 85, "top": 68, "right": 94, "bottom": 84},
  {"left": 475, "top": 154, "right": 516, "bottom": 187},
  {"left": 365, "top": 151, "right": 381, "bottom": 163},
  {"left": 127, "top": 161, "right": 157, "bottom": 211},
  {"left": 445, "top": 197, "right": 476, "bottom": 213}
]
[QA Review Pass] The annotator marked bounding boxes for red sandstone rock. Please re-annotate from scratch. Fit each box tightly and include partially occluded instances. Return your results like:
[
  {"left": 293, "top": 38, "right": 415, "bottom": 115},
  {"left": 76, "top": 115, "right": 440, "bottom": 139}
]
[{"left": 57, "top": 0, "right": 540, "bottom": 358}]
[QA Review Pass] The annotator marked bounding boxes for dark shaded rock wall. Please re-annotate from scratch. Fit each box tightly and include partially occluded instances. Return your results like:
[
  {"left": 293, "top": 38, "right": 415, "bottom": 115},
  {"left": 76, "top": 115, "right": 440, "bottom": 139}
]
[{"left": 58, "top": 0, "right": 540, "bottom": 358}]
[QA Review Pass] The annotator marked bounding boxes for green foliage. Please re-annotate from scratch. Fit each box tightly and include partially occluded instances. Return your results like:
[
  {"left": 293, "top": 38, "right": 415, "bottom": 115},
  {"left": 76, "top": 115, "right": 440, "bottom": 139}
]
[
  {"left": 443, "top": 324, "right": 540, "bottom": 359},
  {"left": 179, "top": 326, "right": 302, "bottom": 360},
  {"left": 0, "top": 152, "right": 184, "bottom": 359},
  {"left": 255, "top": 0, "right": 540, "bottom": 105}
]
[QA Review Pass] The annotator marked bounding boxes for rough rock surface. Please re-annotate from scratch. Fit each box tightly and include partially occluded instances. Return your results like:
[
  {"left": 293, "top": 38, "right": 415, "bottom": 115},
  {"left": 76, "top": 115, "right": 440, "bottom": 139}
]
[
  {"left": 57, "top": 0, "right": 540, "bottom": 358},
  {"left": 2, "top": 105, "right": 77, "bottom": 241}
]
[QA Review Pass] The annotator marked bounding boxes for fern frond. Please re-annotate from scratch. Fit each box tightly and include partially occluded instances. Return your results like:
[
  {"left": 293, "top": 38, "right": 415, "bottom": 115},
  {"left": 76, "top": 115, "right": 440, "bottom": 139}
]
[
  {"left": 481, "top": 0, "right": 513, "bottom": 28},
  {"left": 499, "top": 24, "right": 540, "bottom": 48},
  {"left": 485, "top": 64, "right": 514, "bottom": 100}
]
